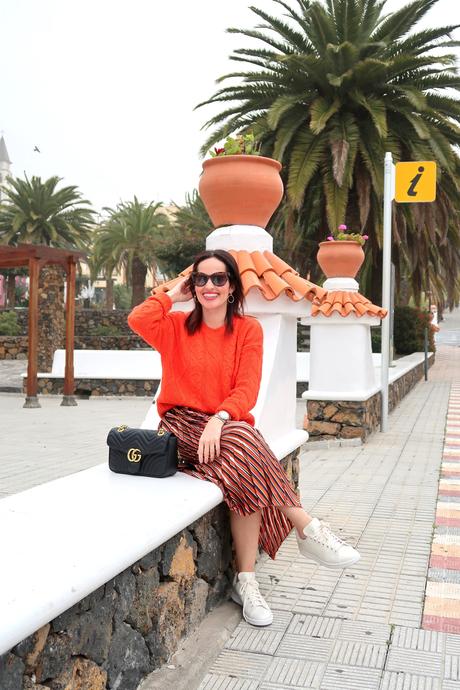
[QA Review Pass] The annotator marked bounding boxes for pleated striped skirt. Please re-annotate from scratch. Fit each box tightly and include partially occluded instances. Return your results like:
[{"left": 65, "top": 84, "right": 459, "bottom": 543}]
[{"left": 159, "top": 406, "right": 301, "bottom": 559}]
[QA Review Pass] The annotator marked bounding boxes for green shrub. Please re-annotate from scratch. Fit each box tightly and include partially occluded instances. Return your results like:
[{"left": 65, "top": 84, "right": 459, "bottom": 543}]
[
  {"left": 92, "top": 323, "right": 122, "bottom": 337},
  {"left": 113, "top": 284, "right": 131, "bottom": 310},
  {"left": 394, "top": 306, "right": 436, "bottom": 355},
  {"left": 0, "top": 311, "right": 20, "bottom": 336},
  {"left": 371, "top": 326, "right": 381, "bottom": 353}
]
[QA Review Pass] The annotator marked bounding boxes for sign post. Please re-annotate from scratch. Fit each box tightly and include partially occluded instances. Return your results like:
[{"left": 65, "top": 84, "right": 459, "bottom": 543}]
[
  {"left": 380, "top": 158, "right": 437, "bottom": 432},
  {"left": 381, "top": 153, "right": 394, "bottom": 432}
]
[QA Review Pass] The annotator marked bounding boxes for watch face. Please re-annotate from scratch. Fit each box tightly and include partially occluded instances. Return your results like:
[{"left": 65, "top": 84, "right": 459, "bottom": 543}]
[{"left": 219, "top": 411, "right": 230, "bottom": 421}]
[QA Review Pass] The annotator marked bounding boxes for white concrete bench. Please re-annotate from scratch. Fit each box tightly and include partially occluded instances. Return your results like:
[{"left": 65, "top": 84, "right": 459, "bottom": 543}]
[
  {"left": 28, "top": 350, "right": 307, "bottom": 383},
  {"left": 0, "top": 393, "right": 303, "bottom": 656},
  {"left": 28, "top": 349, "right": 163, "bottom": 380},
  {"left": 0, "top": 459, "right": 223, "bottom": 656}
]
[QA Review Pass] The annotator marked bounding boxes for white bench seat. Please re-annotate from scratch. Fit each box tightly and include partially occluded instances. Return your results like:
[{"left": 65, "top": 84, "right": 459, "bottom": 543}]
[
  {"left": 24, "top": 350, "right": 310, "bottom": 383},
  {"left": 23, "top": 349, "right": 163, "bottom": 381},
  {"left": 0, "top": 465, "right": 223, "bottom": 655}
]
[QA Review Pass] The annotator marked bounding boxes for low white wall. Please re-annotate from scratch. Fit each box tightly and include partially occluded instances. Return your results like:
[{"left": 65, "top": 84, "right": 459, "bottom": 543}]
[{"left": 303, "top": 351, "right": 434, "bottom": 402}]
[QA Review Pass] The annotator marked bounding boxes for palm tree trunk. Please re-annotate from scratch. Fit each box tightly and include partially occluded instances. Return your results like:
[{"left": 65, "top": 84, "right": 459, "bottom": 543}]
[
  {"left": 7, "top": 273, "right": 16, "bottom": 308},
  {"left": 345, "top": 191, "right": 361, "bottom": 232},
  {"left": 131, "top": 256, "right": 148, "bottom": 307},
  {"left": 105, "top": 274, "right": 114, "bottom": 310},
  {"left": 397, "top": 275, "right": 411, "bottom": 306},
  {"left": 369, "top": 249, "right": 383, "bottom": 306}
]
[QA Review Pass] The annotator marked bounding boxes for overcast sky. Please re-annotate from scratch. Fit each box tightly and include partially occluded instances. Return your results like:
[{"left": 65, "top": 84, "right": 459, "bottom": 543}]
[{"left": 2, "top": 0, "right": 460, "bottom": 212}]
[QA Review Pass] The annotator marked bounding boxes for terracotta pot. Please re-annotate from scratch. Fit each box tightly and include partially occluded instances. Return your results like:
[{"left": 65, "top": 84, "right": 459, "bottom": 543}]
[
  {"left": 198, "top": 155, "right": 283, "bottom": 229},
  {"left": 317, "top": 241, "right": 365, "bottom": 279}
]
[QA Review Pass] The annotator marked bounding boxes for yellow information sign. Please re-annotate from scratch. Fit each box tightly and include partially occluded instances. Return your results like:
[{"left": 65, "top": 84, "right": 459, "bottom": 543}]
[{"left": 395, "top": 161, "right": 437, "bottom": 203}]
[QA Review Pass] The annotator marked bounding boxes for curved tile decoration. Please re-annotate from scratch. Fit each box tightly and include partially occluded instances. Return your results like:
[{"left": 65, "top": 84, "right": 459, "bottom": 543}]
[{"left": 151, "top": 250, "right": 386, "bottom": 318}]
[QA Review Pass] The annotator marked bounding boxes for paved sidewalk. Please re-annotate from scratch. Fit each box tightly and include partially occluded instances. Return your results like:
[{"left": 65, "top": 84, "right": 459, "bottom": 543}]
[
  {"left": 423, "top": 383, "right": 460, "bottom": 634},
  {"left": 0, "top": 358, "right": 25, "bottom": 392},
  {"left": 0, "top": 395, "right": 153, "bottom": 497},
  {"left": 195, "top": 311, "right": 460, "bottom": 690},
  {"left": 2, "top": 309, "right": 460, "bottom": 689}
]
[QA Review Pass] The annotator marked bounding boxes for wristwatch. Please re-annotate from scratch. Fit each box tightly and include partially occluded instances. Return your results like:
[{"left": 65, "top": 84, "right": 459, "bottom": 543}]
[{"left": 214, "top": 410, "right": 231, "bottom": 423}]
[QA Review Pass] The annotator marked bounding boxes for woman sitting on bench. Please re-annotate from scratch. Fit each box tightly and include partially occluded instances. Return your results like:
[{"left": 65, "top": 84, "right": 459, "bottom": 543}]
[{"left": 128, "top": 248, "right": 360, "bottom": 627}]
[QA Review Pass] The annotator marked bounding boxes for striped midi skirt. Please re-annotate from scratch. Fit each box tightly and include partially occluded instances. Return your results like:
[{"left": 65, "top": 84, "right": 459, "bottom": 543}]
[{"left": 159, "top": 406, "right": 301, "bottom": 560}]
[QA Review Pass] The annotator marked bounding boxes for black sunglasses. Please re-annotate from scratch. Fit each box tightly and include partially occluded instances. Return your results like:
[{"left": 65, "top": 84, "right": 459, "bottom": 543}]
[{"left": 191, "top": 271, "right": 230, "bottom": 287}]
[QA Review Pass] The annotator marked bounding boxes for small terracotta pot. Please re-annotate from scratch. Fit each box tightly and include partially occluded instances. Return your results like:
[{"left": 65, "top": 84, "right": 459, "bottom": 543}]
[
  {"left": 198, "top": 155, "right": 283, "bottom": 229},
  {"left": 317, "top": 241, "right": 365, "bottom": 279}
]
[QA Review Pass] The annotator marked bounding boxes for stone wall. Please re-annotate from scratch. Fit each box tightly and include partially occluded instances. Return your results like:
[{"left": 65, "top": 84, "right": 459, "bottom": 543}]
[
  {"left": 38, "top": 267, "right": 66, "bottom": 371},
  {"left": 74, "top": 336, "right": 146, "bottom": 350},
  {"left": 27, "top": 377, "right": 310, "bottom": 399},
  {"left": 0, "top": 309, "right": 145, "bottom": 360},
  {"left": 75, "top": 310, "right": 132, "bottom": 335},
  {"left": 306, "top": 357, "right": 434, "bottom": 442},
  {"left": 0, "top": 450, "right": 300, "bottom": 690},
  {"left": 27, "top": 377, "right": 160, "bottom": 397},
  {"left": 0, "top": 308, "right": 132, "bottom": 337},
  {"left": 0, "top": 336, "right": 28, "bottom": 360},
  {"left": 2, "top": 313, "right": 308, "bottom": 360},
  {"left": 0, "top": 336, "right": 147, "bottom": 360}
]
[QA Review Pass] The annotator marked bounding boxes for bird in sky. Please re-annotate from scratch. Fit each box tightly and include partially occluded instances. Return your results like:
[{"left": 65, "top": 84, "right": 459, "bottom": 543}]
[{"left": 33, "top": 146, "right": 40, "bottom": 153}]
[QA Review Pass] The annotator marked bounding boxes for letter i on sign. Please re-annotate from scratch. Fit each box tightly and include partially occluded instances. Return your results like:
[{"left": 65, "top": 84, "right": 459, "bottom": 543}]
[{"left": 407, "top": 166, "right": 425, "bottom": 197}]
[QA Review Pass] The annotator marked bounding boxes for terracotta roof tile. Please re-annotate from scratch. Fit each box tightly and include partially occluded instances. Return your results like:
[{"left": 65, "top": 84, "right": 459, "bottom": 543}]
[
  {"left": 312, "top": 291, "right": 388, "bottom": 319},
  {"left": 152, "top": 249, "right": 386, "bottom": 318}
]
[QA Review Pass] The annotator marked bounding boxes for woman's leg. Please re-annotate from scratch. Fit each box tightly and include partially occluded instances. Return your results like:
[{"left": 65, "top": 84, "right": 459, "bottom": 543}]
[
  {"left": 230, "top": 509, "right": 273, "bottom": 627},
  {"left": 230, "top": 507, "right": 313, "bottom": 572},
  {"left": 230, "top": 509, "right": 262, "bottom": 572},
  {"left": 279, "top": 505, "right": 312, "bottom": 538}
]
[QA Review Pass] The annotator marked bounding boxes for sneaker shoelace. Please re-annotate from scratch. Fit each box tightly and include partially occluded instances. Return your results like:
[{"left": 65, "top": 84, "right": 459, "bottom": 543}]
[
  {"left": 316, "top": 521, "right": 348, "bottom": 551},
  {"left": 241, "top": 580, "right": 268, "bottom": 610}
]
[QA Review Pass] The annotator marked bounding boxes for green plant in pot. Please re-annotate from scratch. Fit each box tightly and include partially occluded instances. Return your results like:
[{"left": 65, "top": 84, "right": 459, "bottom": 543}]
[{"left": 209, "top": 132, "right": 260, "bottom": 157}]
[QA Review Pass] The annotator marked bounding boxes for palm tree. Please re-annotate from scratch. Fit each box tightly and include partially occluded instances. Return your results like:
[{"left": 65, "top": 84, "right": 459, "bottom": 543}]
[
  {"left": 93, "top": 197, "right": 169, "bottom": 307},
  {"left": 0, "top": 174, "right": 94, "bottom": 306},
  {"left": 197, "top": 0, "right": 460, "bottom": 307},
  {"left": 0, "top": 174, "right": 94, "bottom": 247},
  {"left": 154, "top": 191, "right": 213, "bottom": 277}
]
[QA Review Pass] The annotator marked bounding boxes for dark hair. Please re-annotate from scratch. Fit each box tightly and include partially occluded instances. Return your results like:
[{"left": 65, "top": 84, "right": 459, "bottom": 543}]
[{"left": 185, "top": 249, "right": 244, "bottom": 335}]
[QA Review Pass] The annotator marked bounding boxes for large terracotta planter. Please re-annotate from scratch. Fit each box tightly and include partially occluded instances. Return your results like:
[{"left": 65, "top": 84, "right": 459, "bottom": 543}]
[
  {"left": 317, "top": 241, "right": 365, "bottom": 279},
  {"left": 198, "top": 155, "right": 283, "bottom": 229}
]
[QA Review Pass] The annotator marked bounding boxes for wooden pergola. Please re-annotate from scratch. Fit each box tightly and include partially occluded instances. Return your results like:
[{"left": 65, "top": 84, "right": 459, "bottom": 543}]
[{"left": 0, "top": 245, "right": 85, "bottom": 408}]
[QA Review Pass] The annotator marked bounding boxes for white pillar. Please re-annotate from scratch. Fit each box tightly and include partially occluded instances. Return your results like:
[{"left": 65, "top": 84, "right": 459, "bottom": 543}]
[
  {"left": 306, "top": 277, "right": 380, "bottom": 400},
  {"left": 308, "top": 314, "right": 379, "bottom": 398}
]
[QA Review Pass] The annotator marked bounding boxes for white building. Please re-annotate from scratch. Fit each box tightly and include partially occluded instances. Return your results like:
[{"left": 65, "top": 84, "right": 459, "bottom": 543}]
[{"left": 0, "top": 136, "right": 12, "bottom": 201}]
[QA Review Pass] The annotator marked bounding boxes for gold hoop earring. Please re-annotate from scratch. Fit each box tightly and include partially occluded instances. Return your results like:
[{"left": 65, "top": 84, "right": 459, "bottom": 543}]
[{"left": 228, "top": 294, "right": 235, "bottom": 304}]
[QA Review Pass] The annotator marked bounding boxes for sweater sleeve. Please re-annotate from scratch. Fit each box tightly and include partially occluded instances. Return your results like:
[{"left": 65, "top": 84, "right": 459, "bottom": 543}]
[
  {"left": 127, "top": 291, "right": 175, "bottom": 353},
  {"left": 217, "top": 318, "right": 263, "bottom": 421}
]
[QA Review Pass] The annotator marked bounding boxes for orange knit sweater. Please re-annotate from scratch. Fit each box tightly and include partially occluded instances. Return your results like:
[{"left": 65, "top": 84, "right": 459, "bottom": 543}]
[{"left": 127, "top": 292, "right": 263, "bottom": 426}]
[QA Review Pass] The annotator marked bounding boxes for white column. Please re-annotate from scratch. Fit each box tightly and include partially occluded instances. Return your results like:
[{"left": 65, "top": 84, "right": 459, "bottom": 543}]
[
  {"left": 305, "top": 277, "right": 380, "bottom": 400},
  {"left": 307, "top": 314, "right": 379, "bottom": 398}
]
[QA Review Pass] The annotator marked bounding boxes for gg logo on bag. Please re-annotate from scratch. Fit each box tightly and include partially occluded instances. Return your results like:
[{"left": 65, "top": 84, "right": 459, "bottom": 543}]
[{"left": 127, "top": 448, "right": 142, "bottom": 463}]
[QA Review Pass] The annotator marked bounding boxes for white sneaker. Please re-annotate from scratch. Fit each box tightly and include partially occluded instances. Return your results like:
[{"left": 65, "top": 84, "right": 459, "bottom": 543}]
[
  {"left": 296, "top": 518, "right": 360, "bottom": 569},
  {"left": 231, "top": 572, "right": 273, "bottom": 627}
]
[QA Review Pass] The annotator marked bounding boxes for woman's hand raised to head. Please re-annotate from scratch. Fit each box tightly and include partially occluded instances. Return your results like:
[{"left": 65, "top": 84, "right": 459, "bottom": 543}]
[
  {"left": 166, "top": 276, "right": 193, "bottom": 304},
  {"left": 198, "top": 416, "right": 224, "bottom": 464}
]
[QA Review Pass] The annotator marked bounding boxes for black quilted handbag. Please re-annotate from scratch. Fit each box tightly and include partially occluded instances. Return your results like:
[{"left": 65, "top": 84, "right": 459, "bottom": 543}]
[{"left": 107, "top": 425, "right": 178, "bottom": 478}]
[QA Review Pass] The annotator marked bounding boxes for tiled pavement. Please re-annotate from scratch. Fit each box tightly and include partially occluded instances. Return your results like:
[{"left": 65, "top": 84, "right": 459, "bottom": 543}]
[
  {"left": 2, "top": 310, "right": 460, "bottom": 688},
  {"left": 199, "top": 334, "right": 460, "bottom": 688},
  {"left": 424, "top": 384, "right": 460, "bottom": 634},
  {"left": 0, "top": 393, "right": 153, "bottom": 497}
]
